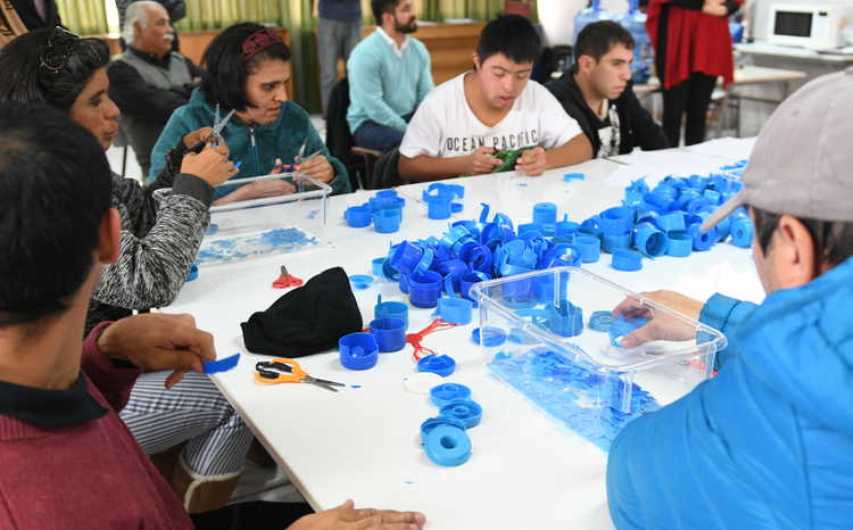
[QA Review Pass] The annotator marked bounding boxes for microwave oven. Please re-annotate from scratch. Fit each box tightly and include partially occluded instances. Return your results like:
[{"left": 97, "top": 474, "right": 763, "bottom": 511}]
[{"left": 767, "top": 3, "right": 853, "bottom": 49}]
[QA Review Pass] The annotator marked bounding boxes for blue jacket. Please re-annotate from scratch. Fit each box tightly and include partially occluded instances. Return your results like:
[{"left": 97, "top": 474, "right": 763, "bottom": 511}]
[
  {"left": 607, "top": 257, "right": 853, "bottom": 529},
  {"left": 150, "top": 89, "right": 351, "bottom": 198}
]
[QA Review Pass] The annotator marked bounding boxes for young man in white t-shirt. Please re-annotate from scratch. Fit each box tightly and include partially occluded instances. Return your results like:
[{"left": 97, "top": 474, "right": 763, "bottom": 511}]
[{"left": 398, "top": 15, "right": 592, "bottom": 182}]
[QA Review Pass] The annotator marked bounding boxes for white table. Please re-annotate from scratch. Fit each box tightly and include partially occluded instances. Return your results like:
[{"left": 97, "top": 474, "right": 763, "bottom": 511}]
[{"left": 167, "top": 148, "right": 764, "bottom": 529}]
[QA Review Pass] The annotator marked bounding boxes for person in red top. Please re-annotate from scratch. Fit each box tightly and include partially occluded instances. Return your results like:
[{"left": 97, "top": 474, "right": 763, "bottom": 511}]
[
  {"left": 0, "top": 105, "right": 427, "bottom": 530},
  {"left": 646, "top": 0, "right": 741, "bottom": 146}
]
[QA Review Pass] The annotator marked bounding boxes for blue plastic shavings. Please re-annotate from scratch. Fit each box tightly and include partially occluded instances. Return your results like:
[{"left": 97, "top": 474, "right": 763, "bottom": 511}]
[
  {"left": 489, "top": 348, "right": 659, "bottom": 451},
  {"left": 203, "top": 352, "right": 240, "bottom": 374},
  {"left": 197, "top": 227, "right": 317, "bottom": 266}
]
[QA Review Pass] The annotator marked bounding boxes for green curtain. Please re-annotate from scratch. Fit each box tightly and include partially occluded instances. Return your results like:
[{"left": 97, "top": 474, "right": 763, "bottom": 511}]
[
  {"left": 56, "top": 0, "right": 108, "bottom": 34},
  {"left": 438, "top": 0, "right": 502, "bottom": 20}
]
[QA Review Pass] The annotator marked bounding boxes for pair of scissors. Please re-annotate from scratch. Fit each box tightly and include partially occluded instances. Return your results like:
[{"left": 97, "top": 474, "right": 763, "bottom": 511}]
[
  {"left": 189, "top": 104, "right": 235, "bottom": 153},
  {"left": 254, "top": 358, "right": 345, "bottom": 392}
]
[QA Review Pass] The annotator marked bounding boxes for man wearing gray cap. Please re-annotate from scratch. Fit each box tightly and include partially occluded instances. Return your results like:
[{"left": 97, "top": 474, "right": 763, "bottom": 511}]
[{"left": 605, "top": 68, "right": 853, "bottom": 529}]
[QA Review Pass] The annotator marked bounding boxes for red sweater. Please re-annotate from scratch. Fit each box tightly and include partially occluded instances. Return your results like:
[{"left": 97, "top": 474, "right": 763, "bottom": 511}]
[
  {"left": 0, "top": 323, "right": 193, "bottom": 530},
  {"left": 647, "top": 0, "right": 738, "bottom": 89}
]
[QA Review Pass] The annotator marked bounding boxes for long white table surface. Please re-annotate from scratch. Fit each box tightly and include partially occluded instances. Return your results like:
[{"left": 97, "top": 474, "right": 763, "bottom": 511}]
[{"left": 166, "top": 141, "right": 763, "bottom": 529}]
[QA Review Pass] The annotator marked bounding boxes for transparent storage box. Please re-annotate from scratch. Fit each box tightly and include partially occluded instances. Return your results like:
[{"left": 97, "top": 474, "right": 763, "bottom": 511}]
[
  {"left": 470, "top": 267, "right": 726, "bottom": 450},
  {"left": 197, "top": 174, "right": 331, "bottom": 268}
]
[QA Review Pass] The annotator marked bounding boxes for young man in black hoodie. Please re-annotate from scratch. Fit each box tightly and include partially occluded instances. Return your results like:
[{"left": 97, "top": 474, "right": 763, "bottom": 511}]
[{"left": 547, "top": 21, "right": 668, "bottom": 158}]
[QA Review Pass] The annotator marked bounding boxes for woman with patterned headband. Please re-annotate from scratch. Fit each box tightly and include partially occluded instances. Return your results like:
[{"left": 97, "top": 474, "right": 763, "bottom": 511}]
[
  {"left": 150, "top": 23, "right": 352, "bottom": 204},
  {"left": 0, "top": 27, "right": 255, "bottom": 515}
]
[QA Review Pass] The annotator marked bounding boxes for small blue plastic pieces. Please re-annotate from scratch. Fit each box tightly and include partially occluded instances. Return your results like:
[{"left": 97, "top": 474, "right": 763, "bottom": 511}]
[
  {"left": 417, "top": 354, "right": 456, "bottom": 377},
  {"left": 612, "top": 249, "right": 643, "bottom": 271},
  {"left": 451, "top": 202, "right": 464, "bottom": 214},
  {"left": 203, "top": 352, "right": 240, "bottom": 374},
  {"left": 345, "top": 205, "right": 372, "bottom": 228},
  {"left": 375, "top": 296, "right": 409, "bottom": 329},
  {"left": 430, "top": 383, "right": 472, "bottom": 407},
  {"left": 420, "top": 415, "right": 467, "bottom": 443},
  {"left": 633, "top": 222, "right": 669, "bottom": 257},
  {"left": 437, "top": 296, "right": 473, "bottom": 325},
  {"left": 655, "top": 212, "right": 686, "bottom": 233},
  {"left": 608, "top": 315, "right": 651, "bottom": 347},
  {"left": 373, "top": 208, "right": 401, "bottom": 233},
  {"left": 423, "top": 424, "right": 471, "bottom": 467},
  {"left": 692, "top": 226, "right": 717, "bottom": 251},
  {"left": 533, "top": 202, "right": 558, "bottom": 226},
  {"left": 409, "top": 271, "right": 442, "bottom": 308},
  {"left": 349, "top": 274, "right": 373, "bottom": 290},
  {"left": 730, "top": 217, "right": 753, "bottom": 248},
  {"left": 426, "top": 193, "right": 452, "bottom": 220},
  {"left": 369, "top": 318, "right": 407, "bottom": 352},
  {"left": 440, "top": 399, "right": 483, "bottom": 429},
  {"left": 371, "top": 257, "right": 386, "bottom": 277},
  {"left": 588, "top": 311, "right": 615, "bottom": 332},
  {"left": 574, "top": 234, "right": 601, "bottom": 263},
  {"left": 186, "top": 263, "right": 199, "bottom": 282},
  {"left": 600, "top": 206, "right": 635, "bottom": 235},
  {"left": 460, "top": 271, "right": 489, "bottom": 300},
  {"left": 602, "top": 232, "right": 632, "bottom": 253},
  {"left": 544, "top": 301, "right": 583, "bottom": 337},
  {"left": 471, "top": 326, "right": 507, "bottom": 347},
  {"left": 339, "top": 332, "right": 379, "bottom": 370},
  {"left": 563, "top": 172, "right": 586, "bottom": 182}
]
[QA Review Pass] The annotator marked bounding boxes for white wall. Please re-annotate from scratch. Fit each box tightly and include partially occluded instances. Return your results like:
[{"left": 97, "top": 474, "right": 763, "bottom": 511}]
[{"left": 538, "top": 0, "right": 630, "bottom": 46}]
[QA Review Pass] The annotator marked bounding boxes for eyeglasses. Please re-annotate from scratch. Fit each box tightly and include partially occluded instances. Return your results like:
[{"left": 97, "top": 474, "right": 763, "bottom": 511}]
[{"left": 39, "top": 26, "right": 80, "bottom": 74}]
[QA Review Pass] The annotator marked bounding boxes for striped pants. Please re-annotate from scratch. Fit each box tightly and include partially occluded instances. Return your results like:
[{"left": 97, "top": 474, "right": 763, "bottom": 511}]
[{"left": 120, "top": 371, "right": 253, "bottom": 477}]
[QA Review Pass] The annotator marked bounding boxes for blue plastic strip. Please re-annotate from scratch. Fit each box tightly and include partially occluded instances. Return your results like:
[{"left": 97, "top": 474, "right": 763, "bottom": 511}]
[
  {"left": 203, "top": 352, "right": 240, "bottom": 374},
  {"left": 417, "top": 354, "right": 456, "bottom": 377}
]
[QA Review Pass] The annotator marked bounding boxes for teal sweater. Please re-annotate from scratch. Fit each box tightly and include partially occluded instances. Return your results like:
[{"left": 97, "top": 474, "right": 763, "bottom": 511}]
[
  {"left": 346, "top": 29, "right": 433, "bottom": 134},
  {"left": 150, "top": 89, "right": 351, "bottom": 198}
]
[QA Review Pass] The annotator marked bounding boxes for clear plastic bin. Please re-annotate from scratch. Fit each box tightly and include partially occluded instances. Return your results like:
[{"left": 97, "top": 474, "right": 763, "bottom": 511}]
[
  {"left": 470, "top": 267, "right": 726, "bottom": 449},
  {"left": 197, "top": 174, "right": 331, "bottom": 267}
]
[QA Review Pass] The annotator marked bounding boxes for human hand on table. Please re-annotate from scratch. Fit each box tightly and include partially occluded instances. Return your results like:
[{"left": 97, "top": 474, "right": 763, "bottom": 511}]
[
  {"left": 702, "top": 0, "right": 727, "bottom": 16},
  {"left": 288, "top": 500, "right": 426, "bottom": 530},
  {"left": 612, "top": 290, "right": 704, "bottom": 348},
  {"left": 515, "top": 147, "right": 547, "bottom": 176},
  {"left": 464, "top": 146, "right": 501, "bottom": 175},
  {"left": 97, "top": 313, "right": 215, "bottom": 389},
  {"left": 297, "top": 154, "right": 335, "bottom": 183}
]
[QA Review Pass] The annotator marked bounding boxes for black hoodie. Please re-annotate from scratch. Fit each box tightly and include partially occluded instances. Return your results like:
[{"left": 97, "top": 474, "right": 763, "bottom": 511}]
[{"left": 546, "top": 72, "right": 668, "bottom": 157}]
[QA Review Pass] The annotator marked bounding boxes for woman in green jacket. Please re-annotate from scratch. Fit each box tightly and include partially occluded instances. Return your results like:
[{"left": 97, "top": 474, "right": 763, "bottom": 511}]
[{"left": 151, "top": 22, "right": 351, "bottom": 203}]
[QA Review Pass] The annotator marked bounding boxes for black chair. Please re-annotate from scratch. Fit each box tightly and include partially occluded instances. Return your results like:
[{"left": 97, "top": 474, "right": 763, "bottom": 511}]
[{"left": 324, "top": 77, "right": 382, "bottom": 190}]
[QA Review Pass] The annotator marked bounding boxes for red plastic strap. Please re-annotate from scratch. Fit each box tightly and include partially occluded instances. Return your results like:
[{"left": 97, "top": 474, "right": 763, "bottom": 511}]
[
  {"left": 406, "top": 318, "right": 458, "bottom": 361},
  {"left": 272, "top": 272, "right": 303, "bottom": 289}
]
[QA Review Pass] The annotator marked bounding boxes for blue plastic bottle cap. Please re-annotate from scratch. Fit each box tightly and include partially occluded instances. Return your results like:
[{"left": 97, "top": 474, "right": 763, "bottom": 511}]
[
  {"left": 730, "top": 218, "right": 753, "bottom": 248},
  {"left": 186, "top": 263, "right": 199, "bottom": 282},
  {"left": 430, "top": 383, "right": 472, "bottom": 407},
  {"left": 451, "top": 202, "right": 463, "bottom": 214},
  {"left": 439, "top": 399, "right": 483, "bottom": 429},
  {"left": 602, "top": 232, "right": 632, "bottom": 253},
  {"left": 409, "top": 271, "right": 443, "bottom": 309},
  {"left": 612, "top": 249, "right": 643, "bottom": 271},
  {"left": 349, "top": 274, "right": 374, "bottom": 290},
  {"left": 588, "top": 311, "right": 615, "bottom": 332},
  {"left": 574, "top": 235, "right": 601, "bottom": 263},
  {"left": 420, "top": 416, "right": 467, "bottom": 444},
  {"left": 345, "top": 205, "right": 372, "bottom": 228},
  {"left": 426, "top": 194, "right": 452, "bottom": 220},
  {"left": 417, "top": 354, "right": 456, "bottom": 377},
  {"left": 655, "top": 212, "right": 686, "bottom": 233},
  {"left": 423, "top": 424, "right": 472, "bottom": 467},
  {"left": 633, "top": 222, "right": 669, "bottom": 257},
  {"left": 373, "top": 208, "right": 401, "bottom": 233},
  {"left": 388, "top": 241, "right": 423, "bottom": 275},
  {"left": 666, "top": 231, "right": 693, "bottom": 257},
  {"left": 339, "top": 332, "right": 379, "bottom": 370},
  {"left": 437, "top": 296, "right": 473, "bottom": 325},
  {"left": 381, "top": 258, "right": 400, "bottom": 281},
  {"left": 545, "top": 302, "right": 584, "bottom": 337},
  {"left": 371, "top": 257, "right": 386, "bottom": 277},
  {"left": 368, "top": 318, "right": 407, "bottom": 353},
  {"left": 692, "top": 226, "right": 716, "bottom": 251},
  {"left": 398, "top": 272, "right": 410, "bottom": 294},
  {"left": 203, "top": 352, "right": 240, "bottom": 374},
  {"left": 471, "top": 327, "right": 507, "bottom": 347},
  {"left": 532, "top": 202, "right": 558, "bottom": 226},
  {"left": 600, "top": 206, "right": 635, "bottom": 235},
  {"left": 375, "top": 300, "right": 409, "bottom": 329}
]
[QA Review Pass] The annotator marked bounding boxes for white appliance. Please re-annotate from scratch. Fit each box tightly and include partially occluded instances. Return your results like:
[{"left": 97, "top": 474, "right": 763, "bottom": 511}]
[{"left": 767, "top": 3, "right": 853, "bottom": 49}]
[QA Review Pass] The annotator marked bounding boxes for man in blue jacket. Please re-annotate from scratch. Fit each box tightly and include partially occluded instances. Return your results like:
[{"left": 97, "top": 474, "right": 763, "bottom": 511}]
[{"left": 607, "top": 68, "right": 853, "bottom": 529}]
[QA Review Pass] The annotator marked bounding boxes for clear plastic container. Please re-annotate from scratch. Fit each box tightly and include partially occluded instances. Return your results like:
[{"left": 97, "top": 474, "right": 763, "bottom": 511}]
[
  {"left": 470, "top": 267, "right": 726, "bottom": 449},
  {"left": 196, "top": 174, "right": 331, "bottom": 268}
]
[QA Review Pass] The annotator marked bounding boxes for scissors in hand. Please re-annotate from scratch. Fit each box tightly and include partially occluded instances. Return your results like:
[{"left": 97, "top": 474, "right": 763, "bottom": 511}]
[{"left": 254, "top": 358, "right": 345, "bottom": 392}]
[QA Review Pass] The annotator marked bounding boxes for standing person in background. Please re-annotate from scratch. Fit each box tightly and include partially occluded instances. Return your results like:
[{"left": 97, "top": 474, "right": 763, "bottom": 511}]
[
  {"left": 347, "top": 0, "right": 433, "bottom": 153},
  {"left": 1, "top": 0, "right": 60, "bottom": 47},
  {"left": 646, "top": 0, "right": 741, "bottom": 146},
  {"left": 315, "top": 0, "right": 362, "bottom": 114}
]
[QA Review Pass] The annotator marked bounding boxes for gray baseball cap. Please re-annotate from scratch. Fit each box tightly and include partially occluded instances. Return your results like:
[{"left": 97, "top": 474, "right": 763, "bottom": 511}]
[{"left": 701, "top": 66, "right": 853, "bottom": 233}]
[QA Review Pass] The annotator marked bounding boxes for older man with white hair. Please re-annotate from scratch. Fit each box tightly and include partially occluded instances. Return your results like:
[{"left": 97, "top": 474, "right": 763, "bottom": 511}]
[{"left": 107, "top": 0, "right": 201, "bottom": 176}]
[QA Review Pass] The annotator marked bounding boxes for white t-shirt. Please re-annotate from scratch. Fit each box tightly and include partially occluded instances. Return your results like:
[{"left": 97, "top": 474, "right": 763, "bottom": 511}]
[{"left": 399, "top": 73, "right": 583, "bottom": 159}]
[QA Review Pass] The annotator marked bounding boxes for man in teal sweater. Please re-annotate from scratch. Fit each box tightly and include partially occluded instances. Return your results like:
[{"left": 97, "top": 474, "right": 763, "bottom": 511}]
[{"left": 346, "top": 0, "right": 433, "bottom": 153}]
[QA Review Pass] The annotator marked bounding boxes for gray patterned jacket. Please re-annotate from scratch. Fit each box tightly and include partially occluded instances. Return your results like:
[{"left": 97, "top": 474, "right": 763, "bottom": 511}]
[{"left": 85, "top": 147, "right": 213, "bottom": 332}]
